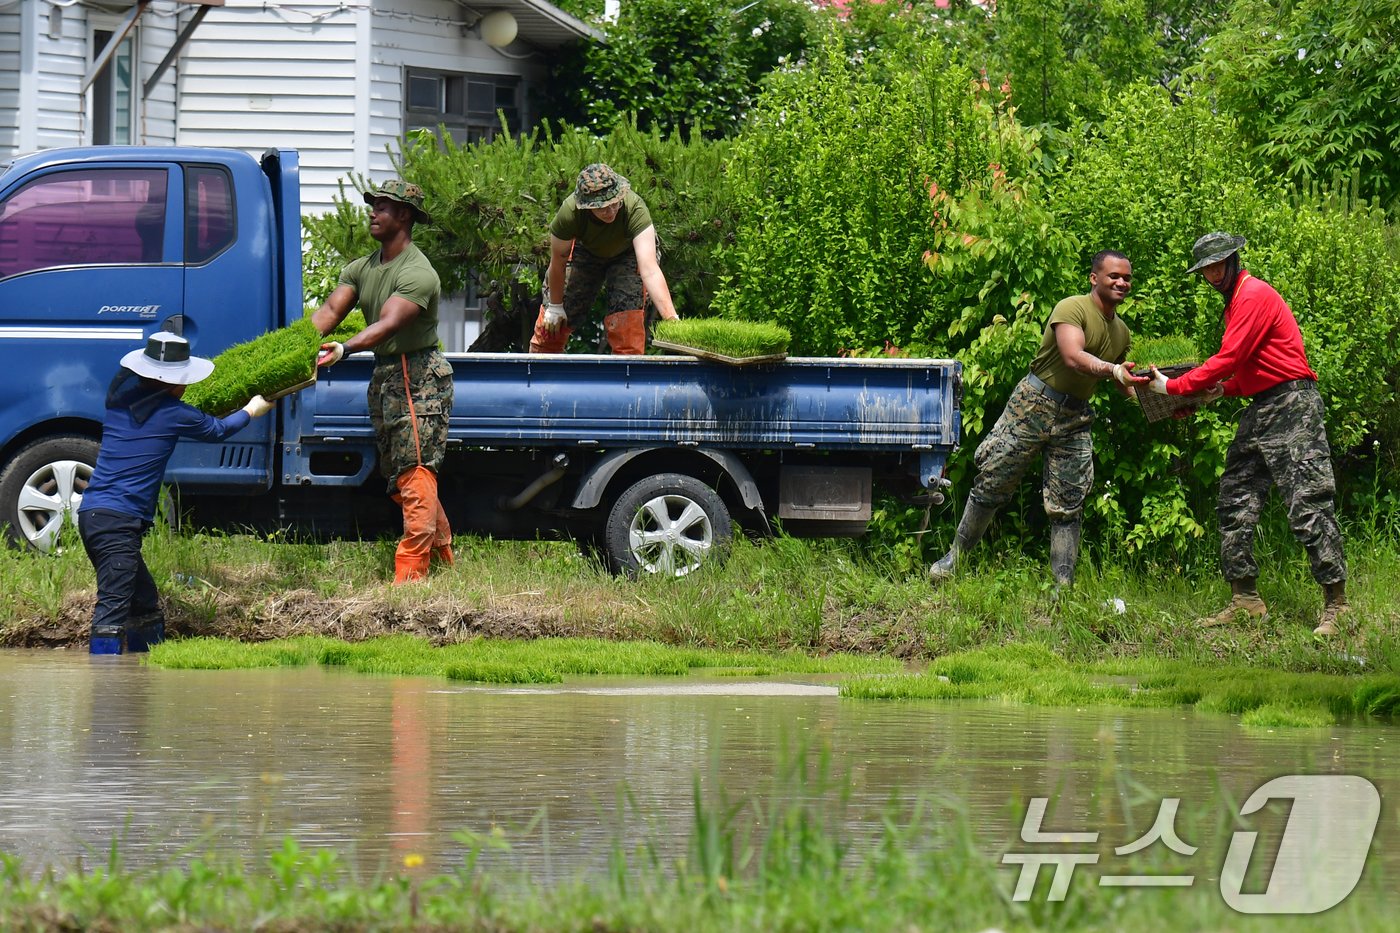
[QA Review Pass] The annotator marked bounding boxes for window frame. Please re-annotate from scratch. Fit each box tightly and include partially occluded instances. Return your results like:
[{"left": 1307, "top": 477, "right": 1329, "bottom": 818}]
[
  {"left": 403, "top": 66, "right": 522, "bottom": 145},
  {"left": 88, "top": 21, "right": 140, "bottom": 146}
]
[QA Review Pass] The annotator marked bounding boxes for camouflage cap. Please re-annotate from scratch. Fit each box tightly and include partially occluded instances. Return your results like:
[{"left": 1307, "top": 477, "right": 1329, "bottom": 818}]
[
  {"left": 363, "top": 179, "right": 432, "bottom": 225},
  {"left": 1185, "top": 232, "right": 1245, "bottom": 275},
  {"left": 574, "top": 163, "right": 630, "bottom": 210}
]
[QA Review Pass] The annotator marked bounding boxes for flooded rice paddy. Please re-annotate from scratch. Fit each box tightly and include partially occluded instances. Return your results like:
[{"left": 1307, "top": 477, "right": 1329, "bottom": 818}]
[{"left": 1, "top": 649, "right": 1394, "bottom": 898}]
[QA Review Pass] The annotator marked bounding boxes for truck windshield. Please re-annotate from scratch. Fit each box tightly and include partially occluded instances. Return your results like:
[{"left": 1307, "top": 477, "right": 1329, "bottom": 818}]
[{"left": 0, "top": 168, "right": 168, "bottom": 278}]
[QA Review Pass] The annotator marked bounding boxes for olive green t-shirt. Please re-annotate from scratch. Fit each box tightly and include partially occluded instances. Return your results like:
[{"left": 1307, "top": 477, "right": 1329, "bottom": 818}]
[
  {"left": 548, "top": 189, "right": 653, "bottom": 259},
  {"left": 1028, "top": 294, "right": 1131, "bottom": 402},
  {"left": 339, "top": 242, "right": 441, "bottom": 357}
]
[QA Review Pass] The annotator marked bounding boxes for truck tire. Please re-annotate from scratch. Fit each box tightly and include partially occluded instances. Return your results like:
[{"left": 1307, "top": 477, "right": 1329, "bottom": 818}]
[
  {"left": 0, "top": 435, "right": 99, "bottom": 553},
  {"left": 604, "top": 472, "right": 732, "bottom": 578}
]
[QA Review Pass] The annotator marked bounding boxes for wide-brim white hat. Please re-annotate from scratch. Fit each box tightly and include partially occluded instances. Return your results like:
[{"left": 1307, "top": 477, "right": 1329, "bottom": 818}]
[{"left": 121, "top": 332, "right": 215, "bottom": 385}]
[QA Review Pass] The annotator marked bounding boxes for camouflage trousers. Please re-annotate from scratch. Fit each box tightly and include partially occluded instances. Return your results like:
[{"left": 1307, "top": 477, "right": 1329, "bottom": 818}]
[
  {"left": 1218, "top": 379, "right": 1346, "bottom": 584},
  {"left": 559, "top": 243, "right": 646, "bottom": 319},
  {"left": 368, "top": 348, "right": 454, "bottom": 493},
  {"left": 969, "top": 375, "right": 1095, "bottom": 523}
]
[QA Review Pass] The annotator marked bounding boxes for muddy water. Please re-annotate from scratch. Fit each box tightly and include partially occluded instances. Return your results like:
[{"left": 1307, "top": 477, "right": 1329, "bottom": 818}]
[{"left": 1, "top": 650, "right": 1395, "bottom": 894}]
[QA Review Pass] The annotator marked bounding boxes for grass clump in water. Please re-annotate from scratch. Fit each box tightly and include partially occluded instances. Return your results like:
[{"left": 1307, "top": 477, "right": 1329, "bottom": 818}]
[
  {"left": 1240, "top": 703, "right": 1333, "bottom": 728},
  {"left": 184, "top": 312, "right": 365, "bottom": 414},
  {"left": 842, "top": 644, "right": 1400, "bottom": 726},
  {"left": 150, "top": 634, "right": 899, "bottom": 683},
  {"left": 654, "top": 318, "right": 791, "bottom": 358}
]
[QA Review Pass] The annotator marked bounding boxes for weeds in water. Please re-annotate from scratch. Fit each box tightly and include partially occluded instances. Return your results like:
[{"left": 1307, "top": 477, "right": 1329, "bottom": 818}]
[{"left": 2, "top": 739, "right": 1394, "bottom": 931}]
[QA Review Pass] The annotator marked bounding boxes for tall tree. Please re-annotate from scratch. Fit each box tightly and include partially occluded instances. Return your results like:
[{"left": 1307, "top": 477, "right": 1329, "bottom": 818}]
[{"left": 1199, "top": 0, "right": 1400, "bottom": 207}]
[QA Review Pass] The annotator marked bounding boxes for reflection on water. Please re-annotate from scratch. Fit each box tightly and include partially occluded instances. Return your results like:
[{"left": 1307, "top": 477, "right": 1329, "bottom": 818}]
[{"left": 0, "top": 650, "right": 1394, "bottom": 895}]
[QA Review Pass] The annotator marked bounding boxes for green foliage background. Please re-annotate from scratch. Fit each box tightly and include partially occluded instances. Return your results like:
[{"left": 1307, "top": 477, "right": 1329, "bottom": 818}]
[{"left": 303, "top": 3, "right": 1400, "bottom": 569}]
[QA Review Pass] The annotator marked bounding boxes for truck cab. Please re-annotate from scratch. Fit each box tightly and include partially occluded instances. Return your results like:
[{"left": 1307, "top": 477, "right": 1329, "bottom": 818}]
[{"left": 0, "top": 146, "right": 298, "bottom": 550}]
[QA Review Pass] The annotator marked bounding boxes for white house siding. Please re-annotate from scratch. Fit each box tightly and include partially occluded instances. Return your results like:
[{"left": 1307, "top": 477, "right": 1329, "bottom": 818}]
[
  {"left": 0, "top": 10, "right": 20, "bottom": 154},
  {"left": 138, "top": 5, "right": 179, "bottom": 146},
  {"left": 175, "top": 0, "right": 362, "bottom": 211},
  {"left": 0, "top": 1, "right": 178, "bottom": 159},
  {"left": 177, "top": 0, "right": 554, "bottom": 215}
]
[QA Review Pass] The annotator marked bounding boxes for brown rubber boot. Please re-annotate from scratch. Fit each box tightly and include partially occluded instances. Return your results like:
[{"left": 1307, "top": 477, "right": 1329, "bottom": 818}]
[
  {"left": 1313, "top": 581, "right": 1349, "bottom": 637},
  {"left": 1200, "top": 577, "right": 1268, "bottom": 627}
]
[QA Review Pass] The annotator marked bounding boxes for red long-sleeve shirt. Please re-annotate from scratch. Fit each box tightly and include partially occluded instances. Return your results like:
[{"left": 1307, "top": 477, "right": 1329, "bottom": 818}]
[{"left": 1168, "top": 270, "right": 1317, "bottom": 397}]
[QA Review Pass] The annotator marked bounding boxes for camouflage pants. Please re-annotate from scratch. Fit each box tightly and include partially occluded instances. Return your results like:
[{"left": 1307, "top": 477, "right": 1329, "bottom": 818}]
[
  {"left": 969, "top": 375, "right": 1095, "bottom": 523},
  {"left": 368, "top": 348, "right": 454, "bottom": 493},
  {"left": 1218, "top": 379, "right": 1346, "bottom": 584},
  {"left": 559, "top": 244, "right": 646, "bottom": 320}
]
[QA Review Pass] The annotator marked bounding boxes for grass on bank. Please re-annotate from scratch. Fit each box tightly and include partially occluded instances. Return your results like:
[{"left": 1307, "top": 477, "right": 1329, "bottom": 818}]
[
  {"left": 3, "top": 514, "right": 1398, "bottom": 694},
  {"left": 150, "top": 633, "right": 900, "bottom": 682}
]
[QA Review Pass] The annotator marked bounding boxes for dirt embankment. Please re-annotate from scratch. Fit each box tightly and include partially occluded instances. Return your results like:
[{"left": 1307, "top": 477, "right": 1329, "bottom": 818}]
[{"left": 7, "top": 584, "right": 934, "bottom": 658}]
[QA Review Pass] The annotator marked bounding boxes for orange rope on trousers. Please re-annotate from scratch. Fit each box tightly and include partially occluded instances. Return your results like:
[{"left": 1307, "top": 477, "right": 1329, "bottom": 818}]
[{"left": 391, "top": 353, "right": 453, "bottom": 584}]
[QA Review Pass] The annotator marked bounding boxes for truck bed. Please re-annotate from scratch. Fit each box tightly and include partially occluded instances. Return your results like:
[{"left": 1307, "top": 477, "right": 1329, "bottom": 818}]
[{"left": 297, "top": 352, "right": 961, "bottom": 453}]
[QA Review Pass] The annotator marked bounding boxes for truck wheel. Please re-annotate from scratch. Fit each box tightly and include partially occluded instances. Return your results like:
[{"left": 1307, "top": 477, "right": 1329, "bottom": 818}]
[
  {"left": 0, "top": 435, "right": 99, "bottom": 553},
  {"left": 604, "top": 473, "right": 732, "bottom": 577}
]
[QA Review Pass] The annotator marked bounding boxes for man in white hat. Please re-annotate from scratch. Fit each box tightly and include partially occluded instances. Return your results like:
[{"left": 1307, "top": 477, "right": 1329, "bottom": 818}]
[
  {"left": 78, "top": 332, "right": 273, "bottom": 655},
  {"left": 531, "top": 162, "right": 680, "bottom": 355}
]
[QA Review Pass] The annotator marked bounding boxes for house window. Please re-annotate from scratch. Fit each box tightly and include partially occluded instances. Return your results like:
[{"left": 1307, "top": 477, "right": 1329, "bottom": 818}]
[
  {"left": 91, "top": 29, "right": 137, "bottom": 145},
  {"left": 0, "top": 169, "right": 168, "bottom": 279},
  {"left": 404, "top": 68, "right": 521, "bottom": 144}
]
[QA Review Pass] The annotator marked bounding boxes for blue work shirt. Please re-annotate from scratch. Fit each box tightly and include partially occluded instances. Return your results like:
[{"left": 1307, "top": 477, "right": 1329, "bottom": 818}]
[{"left": 79, "top": 369, "right": 251, "bottom": 522}]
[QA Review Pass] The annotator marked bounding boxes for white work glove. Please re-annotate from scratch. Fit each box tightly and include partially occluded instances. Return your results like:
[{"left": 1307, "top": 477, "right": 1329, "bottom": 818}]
[
  {"left": 242, "top": 394, "right": 273, "bottom": 418},
  {"left": 317, "top": 341, "right": 345, "bottom": 367},
  {"left": 1111, "top": 363, "right": 1132, "bottom": 386},
  {"left": 541, "top": 302, "right": 567, "bottom": 334},
  {"left": 1147, "top": 366, "right": 1170, "bottom": 395}
]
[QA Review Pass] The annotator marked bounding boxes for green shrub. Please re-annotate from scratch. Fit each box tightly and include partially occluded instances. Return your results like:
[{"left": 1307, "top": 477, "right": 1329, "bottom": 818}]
[
  {"left": 714, "top": 23, "right": 1007, "bottom": 355},
  {"left": 304, "top": 122, "right": 738, "bottom": 348}
]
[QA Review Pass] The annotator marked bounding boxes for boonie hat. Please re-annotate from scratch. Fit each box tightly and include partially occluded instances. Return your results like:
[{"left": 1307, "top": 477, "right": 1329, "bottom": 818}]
[
  {"left": 121, "top": 332, "right": 215, "bottom": 386},
  {"left": 362, "top": 178, "right": 432, "bottom": 225},
  {"left": 1186, "top": 232, "right": 1246, "bottom": 275},
  {"left": 574, "top": 163, "right": 629, "bottom": 210}
]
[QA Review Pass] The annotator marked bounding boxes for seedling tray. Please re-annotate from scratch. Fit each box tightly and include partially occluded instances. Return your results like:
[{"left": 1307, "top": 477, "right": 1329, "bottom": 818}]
[
  {"left": 1136, "top": 363, "right": 1199, "bottom": 422},
  {"left": 651, "top": 338, "right": 788, "bottom": 367}
]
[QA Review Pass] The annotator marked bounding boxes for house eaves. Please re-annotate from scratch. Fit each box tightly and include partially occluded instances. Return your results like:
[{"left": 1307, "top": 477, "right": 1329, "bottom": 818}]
[{"left": 449, "top": 0, "right": 603, "bottom": 49}]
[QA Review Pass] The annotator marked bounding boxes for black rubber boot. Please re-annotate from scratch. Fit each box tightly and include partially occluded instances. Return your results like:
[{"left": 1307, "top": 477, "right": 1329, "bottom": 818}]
[
  {"left": 1049, "top": 520, "right": 1081, "bottom": 590},
  {"left": 929, "top": 499, "right": 997, "bottom": 582}
]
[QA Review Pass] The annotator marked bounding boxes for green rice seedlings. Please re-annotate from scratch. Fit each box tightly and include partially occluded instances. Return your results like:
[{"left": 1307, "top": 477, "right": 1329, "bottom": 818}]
[
  {"left": 1128, "top": 335, "right": 1203, "bottom": 422},
  {"left": 186, "top": 313, "right": 365, "bottom": 414},
  {"left": 1128, "top": 335, "right": 1200, "bottom": 369},
  {"left": 654, "top": 318, "right": 792, "bottom": 360}
]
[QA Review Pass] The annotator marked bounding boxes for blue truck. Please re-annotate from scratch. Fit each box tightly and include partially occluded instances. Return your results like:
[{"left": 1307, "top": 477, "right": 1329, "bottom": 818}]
[{"left": 0, "top": 146, "right": 961, "bottom": 575}]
